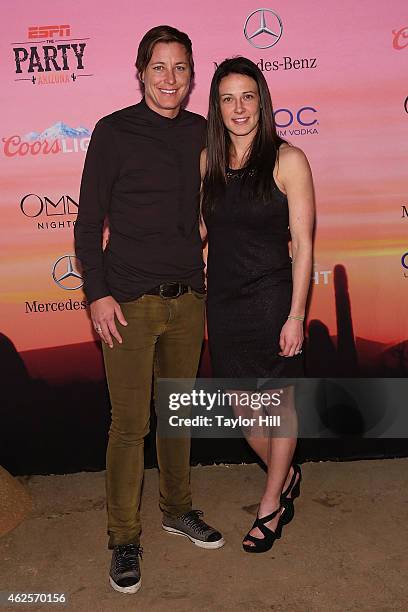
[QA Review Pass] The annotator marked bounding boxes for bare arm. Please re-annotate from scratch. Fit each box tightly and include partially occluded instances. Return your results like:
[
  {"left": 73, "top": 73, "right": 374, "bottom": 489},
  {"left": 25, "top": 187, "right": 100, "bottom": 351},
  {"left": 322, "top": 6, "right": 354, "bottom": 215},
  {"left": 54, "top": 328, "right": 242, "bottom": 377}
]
[{"left": 275, "top": 145, "right": 315, "bottom": 357}]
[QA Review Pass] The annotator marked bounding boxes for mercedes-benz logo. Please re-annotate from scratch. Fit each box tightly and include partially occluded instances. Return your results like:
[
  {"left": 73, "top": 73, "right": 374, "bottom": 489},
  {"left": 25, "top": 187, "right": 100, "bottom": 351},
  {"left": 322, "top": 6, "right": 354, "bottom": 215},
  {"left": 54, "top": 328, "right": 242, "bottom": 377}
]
[
  {"left": 52, "top": 255, "right": 83, "bottom": 290},
  {"left": 244, "top": 8, "right": 283, "bottom": 49}
]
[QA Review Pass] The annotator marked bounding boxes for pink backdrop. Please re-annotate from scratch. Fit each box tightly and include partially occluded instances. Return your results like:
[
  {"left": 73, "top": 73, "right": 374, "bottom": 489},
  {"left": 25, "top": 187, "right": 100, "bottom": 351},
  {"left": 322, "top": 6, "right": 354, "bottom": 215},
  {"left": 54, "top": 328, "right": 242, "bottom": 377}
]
[{"left": 1, "top": 0, "right": 407, "bottom": 381}]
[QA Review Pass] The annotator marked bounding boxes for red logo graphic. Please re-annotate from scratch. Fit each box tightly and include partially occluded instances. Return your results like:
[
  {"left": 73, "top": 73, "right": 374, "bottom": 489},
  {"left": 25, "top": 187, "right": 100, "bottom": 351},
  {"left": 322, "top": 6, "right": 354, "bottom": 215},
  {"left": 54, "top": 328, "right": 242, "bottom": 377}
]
[
  {"left": 28, "top": 25, "right": 71, "bottom": 39},
  {"left": 393, "top": 26, "right": 408, "bottom": 50},
  {"left": 3, "top": 136, "right": 60, "bottom": 157}
]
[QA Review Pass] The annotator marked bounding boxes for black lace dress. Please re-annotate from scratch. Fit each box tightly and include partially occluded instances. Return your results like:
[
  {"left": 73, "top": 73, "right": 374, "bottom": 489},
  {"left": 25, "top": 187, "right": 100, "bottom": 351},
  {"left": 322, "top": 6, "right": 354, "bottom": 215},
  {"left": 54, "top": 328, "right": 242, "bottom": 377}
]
[{"left": 204, "top": 167, "right": 304, "bottom": 378}]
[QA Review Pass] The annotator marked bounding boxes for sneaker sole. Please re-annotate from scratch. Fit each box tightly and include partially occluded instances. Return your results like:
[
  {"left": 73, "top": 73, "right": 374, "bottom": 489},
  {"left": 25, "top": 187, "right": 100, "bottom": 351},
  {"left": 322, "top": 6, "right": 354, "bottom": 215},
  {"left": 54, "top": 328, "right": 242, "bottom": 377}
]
[
  {"left": 162, "top": 524, "right": 225, "bottom": 549},
  {"left": 109, "top": 576, "right": 142, "bottom": 594}
]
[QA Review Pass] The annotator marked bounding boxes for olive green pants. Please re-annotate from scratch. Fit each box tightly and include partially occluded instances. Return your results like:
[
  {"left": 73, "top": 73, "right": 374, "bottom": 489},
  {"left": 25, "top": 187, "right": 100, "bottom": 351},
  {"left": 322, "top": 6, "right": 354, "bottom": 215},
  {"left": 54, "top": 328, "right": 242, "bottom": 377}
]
[{"left": 102, "top": 291, "right": 205, "bottom": 548}]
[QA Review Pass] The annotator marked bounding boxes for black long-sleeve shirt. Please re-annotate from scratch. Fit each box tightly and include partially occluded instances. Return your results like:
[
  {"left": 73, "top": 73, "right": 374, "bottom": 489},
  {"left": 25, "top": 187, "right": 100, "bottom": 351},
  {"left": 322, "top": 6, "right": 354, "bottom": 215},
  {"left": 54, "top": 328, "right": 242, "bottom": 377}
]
[{"left": 74, "top": 99, "right": 206, "bottom": 303}]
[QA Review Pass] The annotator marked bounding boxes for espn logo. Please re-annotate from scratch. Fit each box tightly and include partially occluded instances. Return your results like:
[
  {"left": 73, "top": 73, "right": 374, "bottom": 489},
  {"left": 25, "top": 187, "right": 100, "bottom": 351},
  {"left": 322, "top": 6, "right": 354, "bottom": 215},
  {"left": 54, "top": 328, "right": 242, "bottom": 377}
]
[{"left": 28, "top": 25, "right": 71, "bottom": 39}]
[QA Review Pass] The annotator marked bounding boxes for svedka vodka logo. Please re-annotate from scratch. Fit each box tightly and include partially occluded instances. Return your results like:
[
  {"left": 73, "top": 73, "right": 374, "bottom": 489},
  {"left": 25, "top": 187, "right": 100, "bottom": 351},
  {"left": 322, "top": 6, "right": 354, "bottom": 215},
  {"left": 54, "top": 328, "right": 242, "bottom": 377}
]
[
  {"left": 11, "top": 24, "right": 92, "bottom": 85},
  {"left": 402, "top": 252, "right": 408, "bottom": 279},
  {"left": 275, "top": 106, "right": 319, "bottom": 137},
  {"left": 2, "top": 121, "right": 91, "bottom": 157}
]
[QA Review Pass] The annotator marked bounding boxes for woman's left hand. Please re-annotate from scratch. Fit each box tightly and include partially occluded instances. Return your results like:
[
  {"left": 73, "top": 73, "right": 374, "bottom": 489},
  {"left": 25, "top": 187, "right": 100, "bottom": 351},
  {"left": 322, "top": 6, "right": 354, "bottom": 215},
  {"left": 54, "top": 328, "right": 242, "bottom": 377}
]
[{"left": 279, "top": 319, "right": 304, "bottom": 357}]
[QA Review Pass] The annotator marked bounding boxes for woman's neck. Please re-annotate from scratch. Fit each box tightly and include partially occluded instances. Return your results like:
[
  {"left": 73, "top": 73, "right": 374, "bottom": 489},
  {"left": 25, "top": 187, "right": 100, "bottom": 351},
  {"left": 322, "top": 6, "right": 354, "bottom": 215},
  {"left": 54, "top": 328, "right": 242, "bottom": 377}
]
[{"left": 228, "top": 133, "right": 255, "bottom": 169}]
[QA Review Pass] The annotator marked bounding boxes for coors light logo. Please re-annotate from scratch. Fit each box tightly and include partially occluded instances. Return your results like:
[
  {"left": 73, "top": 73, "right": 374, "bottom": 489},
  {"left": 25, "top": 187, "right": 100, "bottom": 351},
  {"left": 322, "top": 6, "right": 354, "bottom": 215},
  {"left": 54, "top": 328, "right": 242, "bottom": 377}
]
[
  {"left": 392, "top": 25, "right": 408, "bottom": 50},
  {"left": 2, "top": 121, "right": 91, "bottom": 157}
]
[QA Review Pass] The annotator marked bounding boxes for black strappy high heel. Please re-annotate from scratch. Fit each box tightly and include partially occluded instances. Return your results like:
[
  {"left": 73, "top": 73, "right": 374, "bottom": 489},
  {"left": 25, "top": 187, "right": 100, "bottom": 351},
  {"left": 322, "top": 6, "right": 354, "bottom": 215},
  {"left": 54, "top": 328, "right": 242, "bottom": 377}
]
[
  {"left": 242, "top": 506, "right": 283, "bottom": 554},
  {"left": 280, "top": 464, "right": 302, "bottom": 526}
]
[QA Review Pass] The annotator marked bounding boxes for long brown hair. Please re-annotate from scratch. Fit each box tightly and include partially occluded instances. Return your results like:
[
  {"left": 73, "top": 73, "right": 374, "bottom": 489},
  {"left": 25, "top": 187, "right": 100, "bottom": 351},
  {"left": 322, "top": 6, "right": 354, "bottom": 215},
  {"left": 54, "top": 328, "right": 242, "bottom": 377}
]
[{"left": 202, "top": 57, "right": 285, "bottom": 216}]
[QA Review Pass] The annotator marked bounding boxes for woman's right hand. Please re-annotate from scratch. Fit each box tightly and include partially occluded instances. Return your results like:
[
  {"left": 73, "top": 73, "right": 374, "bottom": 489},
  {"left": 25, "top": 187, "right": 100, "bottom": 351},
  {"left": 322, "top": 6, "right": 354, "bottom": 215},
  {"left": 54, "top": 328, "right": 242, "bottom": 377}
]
[{"left": 90, "top": 296, "right": 128, "bottom": 348}]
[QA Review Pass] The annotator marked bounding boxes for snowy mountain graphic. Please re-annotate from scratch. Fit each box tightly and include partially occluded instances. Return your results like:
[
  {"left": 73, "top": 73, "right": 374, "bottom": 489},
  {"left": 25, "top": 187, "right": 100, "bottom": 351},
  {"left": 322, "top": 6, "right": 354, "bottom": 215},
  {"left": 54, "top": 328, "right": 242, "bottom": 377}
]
[{"left": 22, "top": 121, "right": 91, "bottom": 142}]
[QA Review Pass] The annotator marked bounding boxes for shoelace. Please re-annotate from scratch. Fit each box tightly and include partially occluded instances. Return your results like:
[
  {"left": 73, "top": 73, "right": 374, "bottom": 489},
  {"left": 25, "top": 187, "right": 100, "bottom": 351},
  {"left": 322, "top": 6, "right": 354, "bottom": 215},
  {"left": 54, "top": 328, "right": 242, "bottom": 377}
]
[
  {"left": 180, "top": 510, "right": 210, "bottom": 535},
  {"left": 115, "top": 544, "right": 143, "bottom": 572}
]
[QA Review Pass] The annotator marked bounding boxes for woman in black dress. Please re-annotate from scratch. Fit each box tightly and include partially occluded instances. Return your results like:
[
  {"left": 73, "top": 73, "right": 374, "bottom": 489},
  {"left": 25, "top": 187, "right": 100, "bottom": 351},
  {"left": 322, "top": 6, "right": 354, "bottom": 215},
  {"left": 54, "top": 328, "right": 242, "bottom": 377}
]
[{"left": 201, "top": 57, "right": 315, "bottom": 553}]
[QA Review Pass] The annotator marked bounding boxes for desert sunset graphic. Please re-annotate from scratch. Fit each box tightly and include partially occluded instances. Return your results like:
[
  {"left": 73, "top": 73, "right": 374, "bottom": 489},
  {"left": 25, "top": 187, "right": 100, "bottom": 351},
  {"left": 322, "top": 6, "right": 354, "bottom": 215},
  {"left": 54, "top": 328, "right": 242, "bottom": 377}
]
[{"left": 1, "top": 0, "right": 407, "bottom": 382}]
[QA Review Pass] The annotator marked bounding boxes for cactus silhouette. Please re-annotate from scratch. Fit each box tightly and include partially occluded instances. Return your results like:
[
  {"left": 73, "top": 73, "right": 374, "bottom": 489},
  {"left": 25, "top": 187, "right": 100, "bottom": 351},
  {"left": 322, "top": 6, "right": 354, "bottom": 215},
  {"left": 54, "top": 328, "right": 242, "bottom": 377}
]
[
  {"left": 306, "top": 320, "right": 338, "bottom": 375},
  {"left": 334, "top": 264, "right": 359, "bottom": 375},
  {"left": 0, "top": 333, "right": 31, "bottom": 400},
  {"left": 306, "top": 264, "right": 359, "bottom": 376}
]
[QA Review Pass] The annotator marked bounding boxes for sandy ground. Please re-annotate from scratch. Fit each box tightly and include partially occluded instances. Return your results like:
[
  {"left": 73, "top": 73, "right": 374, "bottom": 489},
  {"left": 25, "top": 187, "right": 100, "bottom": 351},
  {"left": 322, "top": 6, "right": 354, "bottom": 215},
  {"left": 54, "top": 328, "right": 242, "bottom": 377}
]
[{"left": 1, "top": 459, "right": 408, "bottom": 611}]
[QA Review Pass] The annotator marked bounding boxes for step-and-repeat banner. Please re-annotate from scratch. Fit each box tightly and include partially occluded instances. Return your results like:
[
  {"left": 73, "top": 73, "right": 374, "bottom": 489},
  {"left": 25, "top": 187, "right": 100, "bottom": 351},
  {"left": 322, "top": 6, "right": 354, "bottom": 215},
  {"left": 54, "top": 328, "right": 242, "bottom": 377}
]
[{"left": 1, "top": 0, "right": 407, "bottom": 391}]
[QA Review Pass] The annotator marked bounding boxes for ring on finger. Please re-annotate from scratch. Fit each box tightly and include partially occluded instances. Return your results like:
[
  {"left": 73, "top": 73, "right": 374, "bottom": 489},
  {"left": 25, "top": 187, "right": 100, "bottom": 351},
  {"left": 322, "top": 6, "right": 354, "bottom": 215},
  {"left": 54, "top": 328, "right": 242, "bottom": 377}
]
[{"left": 95, "top": 326, "right": 102, "bottom": 333}]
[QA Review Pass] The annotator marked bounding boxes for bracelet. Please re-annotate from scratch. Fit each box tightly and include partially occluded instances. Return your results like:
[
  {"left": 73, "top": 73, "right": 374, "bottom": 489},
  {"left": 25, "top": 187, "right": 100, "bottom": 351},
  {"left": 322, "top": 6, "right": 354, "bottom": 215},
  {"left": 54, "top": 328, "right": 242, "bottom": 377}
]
[{"left": 288, "top": 315, "right": 305, "bottom": 321}]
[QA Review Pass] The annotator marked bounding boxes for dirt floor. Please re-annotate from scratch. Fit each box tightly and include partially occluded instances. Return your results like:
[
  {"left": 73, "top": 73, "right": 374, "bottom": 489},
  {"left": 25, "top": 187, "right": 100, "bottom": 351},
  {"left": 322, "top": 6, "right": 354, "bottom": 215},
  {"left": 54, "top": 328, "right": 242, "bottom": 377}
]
[{"left": 1, "top": 459, "right": 408, "bottom": 611}]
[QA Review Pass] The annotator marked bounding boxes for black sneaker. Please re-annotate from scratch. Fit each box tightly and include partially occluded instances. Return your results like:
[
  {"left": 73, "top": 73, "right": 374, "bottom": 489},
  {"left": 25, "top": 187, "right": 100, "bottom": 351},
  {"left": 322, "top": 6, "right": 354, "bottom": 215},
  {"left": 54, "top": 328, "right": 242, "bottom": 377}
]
[
  {"left": 109, "top": 544, "right": 142, "bottom": 594},
  {"left": 162, "top": 510, "right": 225, "bottom": 549}
]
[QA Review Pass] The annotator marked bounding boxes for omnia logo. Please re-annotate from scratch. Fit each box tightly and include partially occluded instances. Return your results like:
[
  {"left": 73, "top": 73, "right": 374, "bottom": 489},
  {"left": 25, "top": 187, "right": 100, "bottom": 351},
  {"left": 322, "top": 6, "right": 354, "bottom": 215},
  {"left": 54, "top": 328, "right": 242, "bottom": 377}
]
[
  {"left": 313, "top": 264, "right": 332, "bottom": 285},
  {"left": 20, "top": 194, "right": 78, "bottom": 217},
  {"left": 20, "top": 194, "right": 78, "bottom": 231},
  {"left": 28, "top": 25, "right": 71, "bottom": 39}
]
